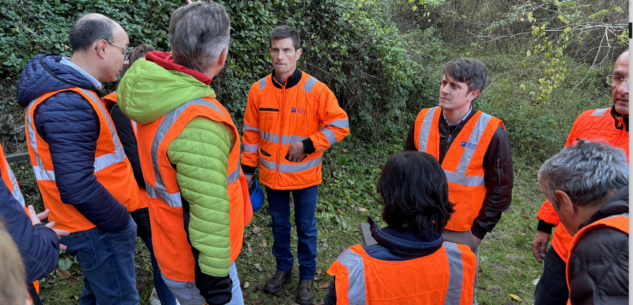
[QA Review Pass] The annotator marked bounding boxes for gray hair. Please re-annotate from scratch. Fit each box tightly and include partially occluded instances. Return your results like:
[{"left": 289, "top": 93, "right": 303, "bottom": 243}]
[
  {"left": 169, "top": 1, "right": 230, "bottom": 72},
  {"left": 442, "top": 58, "right": 488, "bottom": 94},
  {"left": 69, "top": 13, "right": 116, "bottom": 52},
  {"left": 270, "top": 25, "right": 301, "bottom": 51},
  {"left": 538, "top": 139, "right": 629, "bottom": 208}
]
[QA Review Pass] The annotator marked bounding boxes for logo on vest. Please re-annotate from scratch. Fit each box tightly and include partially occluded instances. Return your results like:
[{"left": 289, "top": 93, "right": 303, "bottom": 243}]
[
  {"left": 291, "top": 108, "right": 306, "bottom": 114},
  {"left": 461, "top": 141, "right": 477, "bottom": 150}
]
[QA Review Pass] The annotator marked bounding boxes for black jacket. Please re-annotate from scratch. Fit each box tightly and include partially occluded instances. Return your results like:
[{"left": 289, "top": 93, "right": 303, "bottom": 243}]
[
  {"left": 405, "top": 107, "right": 514, "bottom": 238},
  {"left": 567, "top": 187, "right": 629, "bottom": 305}
]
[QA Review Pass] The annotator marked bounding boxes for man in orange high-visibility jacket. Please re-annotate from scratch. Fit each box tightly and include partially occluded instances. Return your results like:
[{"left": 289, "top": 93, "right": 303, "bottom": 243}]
[
  {"left": 404, "top": 58, "right": 513, "bottom": 304},
  {"left": 241, "top": 25, "right": 349, "bottom": 304},
  {"left": 532, "top": 50, "right": 629, "bottom": 305},
  {"left": 536, "top": 140, "right": 628, "bottom": 305},
  {"left": 16, "top": 14, "right": 140, "bottom": 305}
]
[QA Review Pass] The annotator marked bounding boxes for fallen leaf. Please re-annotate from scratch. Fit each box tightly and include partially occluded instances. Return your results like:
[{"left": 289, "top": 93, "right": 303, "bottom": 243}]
[
  {"left": 337, "top": 208, "right": 345, "bottom": 215},
  {"left": 46, "top": 279, "right": 55, "bottom": 284},
  {"left": 262, "top": 239, "right": 267, "bottom": 247},
  {"left": 56, "top": 268, "right": 71, "bottom": 280},
  {"left": 253, "top": 300, "right": 263, "bottom": 305},
  {"left": 478, "top": 268, "right": 483, "bottom": 276},
  {"left": 290, "top": 203, "right": 295, "bottom": 208},
  {"left": 318, "top": 280, "right": 330, "bottom": 289},
  {"left": 346, "top": 226, "right": 353, "bottom": 231},
  {"left": 64, "top": 45, "right": 70, "bottom": 50},
  {"left": 246, "top": 241, "right": 252, "bottom": 253},
  {"left": 342, "top": 148, "right": 349, "bottom": 153},
  {"left": 243, "top": 281, "right": 250, "bottom": 289},
  {"left": 252, "top": 226, "right": 263, "bottom": 235},
  {"left": 136, "top": 281, "right": 144, "bottom": 291},
  {"left": 254, "top": 263, "right": 260, "bottom": 267},
  {"left": 509, "top": 294, "right": 522, "bottom": 302},
  {"left": 316, "top": 268, "right": 323, "bottom": 275},
  {"left": 478, "top": 286, "right": 488, "bottom": 290},
  {"left": 522, "top": 215, "right": 530, "bottom": 220},
  {"left": 532, "top": 278, "right": 540, "bottom": 286},
  {"left": 358, "top": 208, "right": 368, "bottom": 213}
]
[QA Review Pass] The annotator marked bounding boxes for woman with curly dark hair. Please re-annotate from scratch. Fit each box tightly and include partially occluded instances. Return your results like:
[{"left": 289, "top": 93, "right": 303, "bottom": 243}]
[{"left": 326, "top": 151, "right": 477, "bottom": 304}]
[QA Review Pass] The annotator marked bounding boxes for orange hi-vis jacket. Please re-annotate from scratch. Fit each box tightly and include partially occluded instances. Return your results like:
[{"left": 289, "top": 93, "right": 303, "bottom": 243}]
[
  {"left": 24, "top": 88, "right": 139, "bottom": 233},
  {"left": 241, "top": 70, "right": 350, "bottom": 190},
  {"left": 136, "top": 97, "right": 253, "bottom": 282},
  {"left": 537, "top": 107, "right": 629, "bottom": 262},
  {"left": 0, "top": 144, "right": 39, "bottom": 295},
  {"left": 566, "top": 212, "right": 629, "bottom": 304},
  {"left": 414, "top": 107, "right": 503, "bottom": 232},
  {"left": 102, "top": 92, "right": 148, "bottom": 210},
  {"left": 327, "top": 243, "right": 477, "bottom": 304}
]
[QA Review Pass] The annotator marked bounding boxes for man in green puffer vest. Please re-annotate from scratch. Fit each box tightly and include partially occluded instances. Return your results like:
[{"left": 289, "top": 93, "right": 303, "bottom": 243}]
[{"left": 117, "top": 2, "right": 249, "bottom": 305}]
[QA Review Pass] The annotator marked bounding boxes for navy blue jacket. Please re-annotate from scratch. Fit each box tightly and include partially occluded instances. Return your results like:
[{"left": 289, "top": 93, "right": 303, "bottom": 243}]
[
  {"left": 324, "top": 217, "right": 444, "bottom": 304},
  {"left": 17, "top": 54, "right": 129, "bottom": 232},
  {"left": 0, "top": 170, "right": 60, "bottom": 283}
]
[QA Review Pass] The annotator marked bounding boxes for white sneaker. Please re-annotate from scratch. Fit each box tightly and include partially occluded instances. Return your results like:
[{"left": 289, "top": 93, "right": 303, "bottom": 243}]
[{"left": 149, "top": 288, "right": 161, "bottom": 305}]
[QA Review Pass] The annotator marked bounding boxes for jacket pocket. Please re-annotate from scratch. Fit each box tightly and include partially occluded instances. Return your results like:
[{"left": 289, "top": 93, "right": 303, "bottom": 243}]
[
  {"left": 260, "top": 148, "right": 271, "bottom": 157},
  {"left": 259, "top": 108, "right": 279, "bottom": 112}
]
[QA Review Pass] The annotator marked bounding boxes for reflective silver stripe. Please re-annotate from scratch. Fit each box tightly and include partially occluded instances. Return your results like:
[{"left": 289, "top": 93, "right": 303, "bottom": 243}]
[
  {"left": 261, "top": 131, "right": 280, "bottom": 143},
  {"left": 80, "top": 89, "right": 127, "bottom": 172},
  {"left": 260, "top": 132, "right": 308, "bottom": 145},
  {"left": 326, "top": 120, "right": 349, "bottom": 129},
  {"left": 259, "top": 77, "right": 267, "bottom": 90},
  {"left": 321, "top": 128, "right": 338, "bottom": 146},
  {"left": 132, "top": 121, "right": 138, "bottom": 135},
  {"left": 26, "top": 100, "right": 56, "bottom": 181},
  {"left": 443, "top": 242, "right": 464, "bottom": 305},
  {"left": 281, "top": 135, "right": 308, "bottom": 145},
  {"left": 443, "top": 112, "right": 492, "bottom": 187},
  {"left": 243, "top": 144, "right": 259, "bottom": 153},
  {"left": 149, "top": 98, "right": 241, "bottom": 207},
  {"left": 417, "top": 107, "right": 438, "bottom": 152},
  {"left": 5, "top": 161, "right": 25, "bottom": 207},
  {"left": 591, "top": 107, "right": 609, "bottom": 117},
  {"left": 259, "top": 156, "right": 322, "bottom": 173},
  {"left": 303, "top": 76, "right": 318, "bottom": 93},
  {"left": 243, "top": 123, "right": 259, "bottom": 132},
  {"left": 335, "top": 249, "right": 367, "bottom": 304}
]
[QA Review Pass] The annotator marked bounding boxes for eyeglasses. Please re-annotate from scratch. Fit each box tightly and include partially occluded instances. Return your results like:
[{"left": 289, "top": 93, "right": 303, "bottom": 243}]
[
  {"left": 606, "top": 75, "right": 629, "bottom": 87},
  {"left": 106, "top": 41, "right": 132, "bottom": 61}
]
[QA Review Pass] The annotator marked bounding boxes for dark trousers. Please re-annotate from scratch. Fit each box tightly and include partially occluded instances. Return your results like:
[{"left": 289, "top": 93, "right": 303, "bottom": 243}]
[
  {"left": 61, "top": 215, "right": 138, "bottom": 305},
  {"left": 534, "top": 247, "right": 569, "bottom": 305},
  {"left": 267, "top": 185, "right": 319, "bottom": 280}
]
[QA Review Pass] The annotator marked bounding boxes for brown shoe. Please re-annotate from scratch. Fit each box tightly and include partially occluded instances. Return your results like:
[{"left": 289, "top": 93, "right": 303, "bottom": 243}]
[
  {"left": 263, "top": 270, "right": 292, "bottom": 293},
  {"left": 296, "top": 279, "right": 314, "bottom": 305}
]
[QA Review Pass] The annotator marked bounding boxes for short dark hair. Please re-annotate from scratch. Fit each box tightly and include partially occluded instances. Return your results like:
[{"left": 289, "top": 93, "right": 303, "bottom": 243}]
[
  {"left": 69, "top": 14, "right": 116, "bottom": 52},
  {"left": 117, "top": 44, "right": 155, "bottom": 89},
  {"left": 442, "top": 58, "right": 488, "bottom": 93},
  {"left": 270, "top": 25, "right": 301, "bottom": 51},
  {"left": 376, "top": 152, "right": 455, "bottom": 237}
]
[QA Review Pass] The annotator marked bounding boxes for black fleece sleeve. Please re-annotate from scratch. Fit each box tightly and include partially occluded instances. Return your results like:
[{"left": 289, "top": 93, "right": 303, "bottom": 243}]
[
  {"left": 404, "top": 122, "right": 417, "bottom": 151},
  {"left": 472, "top": 125, "right": 513, "bottom": 239},
  {"left": 109, "top": 104, "right": 144, "bottom": 189}
]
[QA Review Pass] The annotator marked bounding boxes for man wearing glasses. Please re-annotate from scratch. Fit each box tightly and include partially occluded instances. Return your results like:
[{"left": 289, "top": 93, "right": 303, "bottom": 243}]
[
  {"left": 532, "top": 50, "right": 629, "bottom": 305},
  {"left": 16, "top": 13, "right": 140, "bottom": 305}
]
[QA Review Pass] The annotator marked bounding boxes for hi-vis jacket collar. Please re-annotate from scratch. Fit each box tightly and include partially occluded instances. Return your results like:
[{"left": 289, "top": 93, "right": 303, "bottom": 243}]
[{"left": 272, "top": 68, "right": 303, "bottom": 89}]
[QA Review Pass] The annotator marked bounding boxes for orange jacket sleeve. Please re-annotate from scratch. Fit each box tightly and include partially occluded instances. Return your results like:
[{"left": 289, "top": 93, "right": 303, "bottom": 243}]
[
  {"left": 308, "top": 85, "right": 350, "bottom": 152},
  {"left": 241, "top": 84, "right": 260, "bottom": 169}
]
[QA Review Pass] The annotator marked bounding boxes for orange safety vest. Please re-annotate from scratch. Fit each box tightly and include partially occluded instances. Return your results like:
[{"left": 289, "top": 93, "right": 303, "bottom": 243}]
[
  {"left": 566, "top": 212, "right": 629, "bottom": 304},
  {"left": 241, "top": 71, "right": 350, "bottom": 190},
  {"left": 24, "top": 88, "right": 139, "bottom": 233},
  {"left": 327, "top": 243, "right": 477, "bottom": 304},
  {"left": 414, "top": 107, "right": 503, "bottom": 231},
  {"left": 102, "top": 92, "right": 149, "bottom": 210},
  {"left": 0, "top": 144, "right": 40, "bottom": 296},
  {"left": 537, "top": 107, "right": 629, "bottom": 262},
  {"left": 136, "top": 97, "right": 252, "bottom": 282}
]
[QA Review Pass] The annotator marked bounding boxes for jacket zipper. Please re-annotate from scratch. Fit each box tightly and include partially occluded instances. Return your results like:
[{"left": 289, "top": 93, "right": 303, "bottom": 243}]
[{"left": 273, "top": 75, "right": 290, "bottom": 189}]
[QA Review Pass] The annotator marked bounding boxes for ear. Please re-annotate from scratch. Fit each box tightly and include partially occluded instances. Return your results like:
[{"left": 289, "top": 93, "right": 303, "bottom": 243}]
[
  {"left": 466, "top": 89, "right": 480, "bottom": 103},
  {"left": 554, "top": 190, "right": 576, "bottom": 217},
  {"left": 95, "top": 39, "right": 108, "bottom": 60},
  {"left": 217, "top": 47, "right": 228, "bottom": 67},
  {"left": 296, "top": 48, "right": 302, "bottom": 60}
]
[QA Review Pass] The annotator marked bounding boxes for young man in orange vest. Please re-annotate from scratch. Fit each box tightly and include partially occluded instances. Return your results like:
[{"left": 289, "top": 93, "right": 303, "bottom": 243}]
[
  {"left": 117, "top": 2, "right": 252, "bottom": 304},
  {"left": 16, "top": 13, "right": 141, "bottom": 305},
  {"left": 0, "top": 143, "right": 68, "bottom": 304},
  {"left": 326, "top": 151, "right": 477, "bottom": 305},
  {"left": 537, "top": 140, "right": 628, "bottom": 304},
  {"left": 531, "top": 50, "right": 629, "bottom": 305},
  {"left": 241, "top": 25, "right": 350, "bottom": 304},
  {"left": 404, "top": 58, "right": 513, "bottom": 303}
]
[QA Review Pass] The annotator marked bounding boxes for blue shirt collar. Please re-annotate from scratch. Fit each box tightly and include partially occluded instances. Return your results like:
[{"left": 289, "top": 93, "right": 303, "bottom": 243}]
[
  {"left": 60, "top": 57, "right": 102, "bottom": 90},
  {"left": 443, "top": 105, "right": 472, "bottom": 127}
]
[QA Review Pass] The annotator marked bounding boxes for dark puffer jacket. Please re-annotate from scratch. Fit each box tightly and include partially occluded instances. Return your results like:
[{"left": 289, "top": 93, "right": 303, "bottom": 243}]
[
  {"left": 567, "top": 187, "right": 629, "bottom": 305},
  {"left": 16, "top": 54, "right": 129, "bottom": 232}
]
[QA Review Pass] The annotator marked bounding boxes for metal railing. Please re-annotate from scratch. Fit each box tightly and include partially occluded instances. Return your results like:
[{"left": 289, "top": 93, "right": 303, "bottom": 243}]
[{"left": 6, "top": 152, "right": 30, "bottom": 163}]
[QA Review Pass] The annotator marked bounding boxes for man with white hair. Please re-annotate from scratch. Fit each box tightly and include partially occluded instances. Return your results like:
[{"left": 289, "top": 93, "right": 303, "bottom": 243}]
[
  {"left": 537, "top": 139, "right": 628, "bottom": 304},
  {"left": 117, "top": 2, "right": 251, "bottom": 304}
]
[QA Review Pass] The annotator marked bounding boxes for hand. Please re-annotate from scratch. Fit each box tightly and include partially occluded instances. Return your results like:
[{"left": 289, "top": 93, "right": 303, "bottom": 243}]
[
  {"left": 27, "top": 205, "right": 70, "bottom": 250},
  {"left": 287, "top": 142, "right": 306, "bottom": 162},
  {"left": 473, "top": 235, "right": 482, "bottom": 247},
  {"left": 244, "top": 174, "right": 253, "bottom": 188},
  {"left": 531, "top": 231, "right": 551, "bottom": 263}
]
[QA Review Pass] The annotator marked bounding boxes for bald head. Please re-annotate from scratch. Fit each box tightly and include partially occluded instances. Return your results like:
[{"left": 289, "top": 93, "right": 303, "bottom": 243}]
[
  {"left": 611, "top": 50, "right": 629, "bottom": 115},
  {"left": 69, "top": 13, "right": 120, "bottom": 52}
]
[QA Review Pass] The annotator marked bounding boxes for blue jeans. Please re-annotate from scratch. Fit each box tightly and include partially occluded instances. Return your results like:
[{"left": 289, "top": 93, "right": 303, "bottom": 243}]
[
  {"left": 534, "top": 247, "right": 569, "bottom": 305},
  {"left": 141, "top": 237, "right": 177, "bottom": 305},
  {"left": 267, "top": 185, "right": 319, "bottom": 280},
  {"left": 61, "top": 215, "right": 138, "bottom": 305},
  {"left": 162, "top": 262, "right": 243, "bottom": 305}
]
